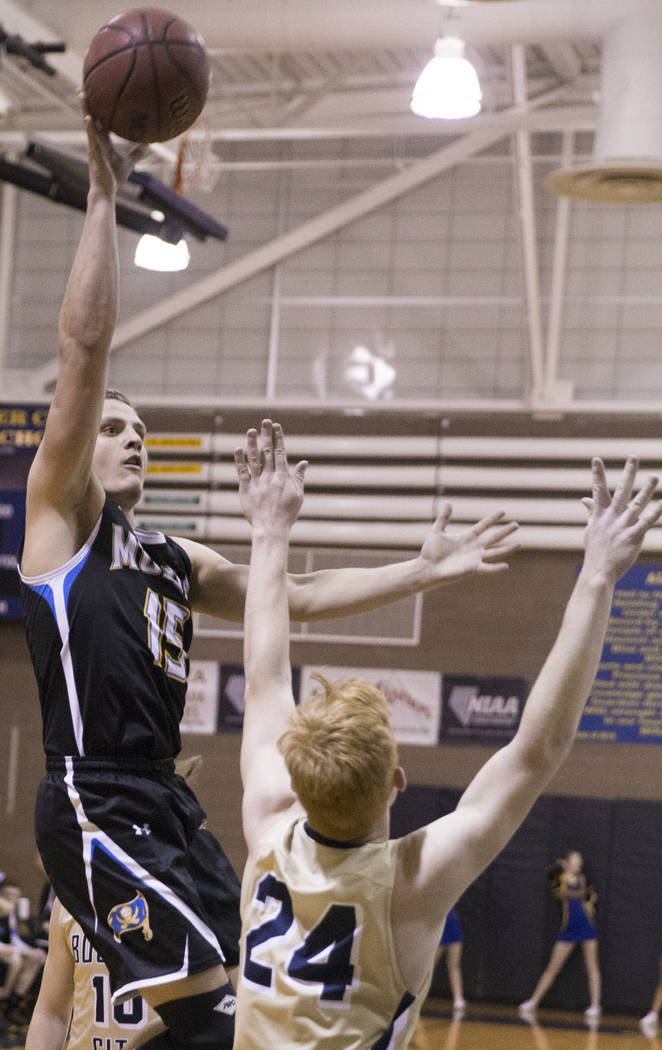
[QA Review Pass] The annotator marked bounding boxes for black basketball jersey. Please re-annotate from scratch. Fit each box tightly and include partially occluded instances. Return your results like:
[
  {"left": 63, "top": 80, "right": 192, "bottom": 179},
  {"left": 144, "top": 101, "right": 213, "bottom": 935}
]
[{"left": 19, "top": 498, "right": 193, "bottom": 760}]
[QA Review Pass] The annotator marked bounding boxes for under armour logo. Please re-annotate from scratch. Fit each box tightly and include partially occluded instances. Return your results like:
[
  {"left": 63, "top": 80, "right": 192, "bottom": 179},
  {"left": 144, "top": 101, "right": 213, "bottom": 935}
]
[{"left": 132, "top": 823, "right": 151, "bottom": 836}]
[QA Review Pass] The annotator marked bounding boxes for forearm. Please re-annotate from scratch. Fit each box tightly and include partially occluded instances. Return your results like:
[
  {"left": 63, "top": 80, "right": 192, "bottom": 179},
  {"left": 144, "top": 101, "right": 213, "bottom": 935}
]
[
  {"left": 287, "top": 556, "right": 432, "bottom": 621},
  {"left": 515, "top": 567, "right": 614, "bottom": 761},
  {"left": 457, "top": 567, "right": 614, "bottom": 844},
  {"left": 25, "top": 1007, "right": 69, "bottom": 1050},
  {"left": 58, "top": 188, "right": 119, "bottom": 366},
  {"left": 245, "top": 529, "right": 293, "bottom": 692}
]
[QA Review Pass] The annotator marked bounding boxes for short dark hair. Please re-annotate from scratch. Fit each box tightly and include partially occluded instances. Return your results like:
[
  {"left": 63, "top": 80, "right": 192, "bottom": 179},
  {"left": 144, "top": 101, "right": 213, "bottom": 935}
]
[{"left": 105, "top": 389, "right": 133, "bottom": 407}]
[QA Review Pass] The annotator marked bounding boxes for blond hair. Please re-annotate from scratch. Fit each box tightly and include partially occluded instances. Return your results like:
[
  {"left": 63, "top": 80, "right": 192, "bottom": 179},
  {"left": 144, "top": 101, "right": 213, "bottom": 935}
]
[{"left": 278, "top": 675, "right": 399, "bottom": 840}]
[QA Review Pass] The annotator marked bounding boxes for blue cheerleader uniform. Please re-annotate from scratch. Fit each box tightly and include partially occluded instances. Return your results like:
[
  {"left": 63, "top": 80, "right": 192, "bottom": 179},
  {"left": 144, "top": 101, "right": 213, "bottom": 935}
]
[
  {"left": 554, "top": 873, "right": 597, "bottom": 943},
  {"left": 440, "top": 907, "right": 463, "bottom": 945}
]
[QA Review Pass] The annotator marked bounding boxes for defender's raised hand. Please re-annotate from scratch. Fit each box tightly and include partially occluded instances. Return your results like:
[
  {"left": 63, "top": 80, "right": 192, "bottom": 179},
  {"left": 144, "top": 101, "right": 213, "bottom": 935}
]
[
  {"left": 235, "top": 419, "right": 307, "bottom": 531},
  {"left": 418, "top": 505, "right": 520, "bottom": 583},
  {"left": 581, "top": 457, "right": 662, "bottom": 581}
]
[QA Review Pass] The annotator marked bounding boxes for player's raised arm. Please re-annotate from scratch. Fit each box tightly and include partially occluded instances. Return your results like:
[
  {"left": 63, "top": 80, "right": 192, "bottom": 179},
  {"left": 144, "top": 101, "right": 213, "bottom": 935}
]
[
  {"left": 183, "top": 492, "right": 520, "bottom": 623},
  {"left": 283, "top": 503, "right": 520, "bottom": 621},
  {"left": 237, "top": 420, "right": 307, "bottom": 854},
  {"left": 23, "top": 104, "right": 145, "bottom": 573},
  {"left": 393, "top": 457, "right": 662, "bottom": 987}
]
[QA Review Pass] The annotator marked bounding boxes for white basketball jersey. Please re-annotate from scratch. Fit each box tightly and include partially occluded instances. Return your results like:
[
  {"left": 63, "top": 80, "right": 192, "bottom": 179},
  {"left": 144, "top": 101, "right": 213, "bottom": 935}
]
[
  {"left": 58, "top": 905, "right": 156, "bottom": 1049},
  {"left": 235, "top": 816, "right": 430, "bottom": 1050}
]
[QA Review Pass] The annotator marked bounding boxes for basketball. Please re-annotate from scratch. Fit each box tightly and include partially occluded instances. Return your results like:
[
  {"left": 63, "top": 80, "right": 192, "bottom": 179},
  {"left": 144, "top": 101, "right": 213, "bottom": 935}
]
[{"left": 82, "top": 8, "right": 210, "bottom": 143}]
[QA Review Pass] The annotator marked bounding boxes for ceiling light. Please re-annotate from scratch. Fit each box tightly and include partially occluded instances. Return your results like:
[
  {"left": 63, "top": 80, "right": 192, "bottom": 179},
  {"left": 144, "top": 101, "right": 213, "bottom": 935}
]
[
  {"left": 134, "top": 211, "right": 190, "bottom": 271},
  {"left": 411, "top": 36, "right": 482, "bottom": 120},
  {"left": 134, "top": 233, "right": 190, "bottom": 271}
]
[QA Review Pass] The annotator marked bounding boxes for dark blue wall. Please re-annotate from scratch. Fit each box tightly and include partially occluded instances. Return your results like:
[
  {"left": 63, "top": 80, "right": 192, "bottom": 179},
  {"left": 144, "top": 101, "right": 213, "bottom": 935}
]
[{"left": 390, "top": 788, "right": 662, "bottom": 1012}]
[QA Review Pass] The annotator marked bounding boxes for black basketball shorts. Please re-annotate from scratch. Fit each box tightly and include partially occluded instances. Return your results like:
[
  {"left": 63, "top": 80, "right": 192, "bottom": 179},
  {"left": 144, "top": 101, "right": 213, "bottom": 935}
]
[{"left": 35, "top": 757, "right": 241, "bottom": 1003}]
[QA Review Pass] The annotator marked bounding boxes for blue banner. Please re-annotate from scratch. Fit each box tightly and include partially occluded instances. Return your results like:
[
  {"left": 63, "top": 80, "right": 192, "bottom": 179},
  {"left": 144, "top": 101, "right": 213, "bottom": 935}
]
[
  {"left": 0, "top": 404, "right": 47, "bottom": 618},
  {"left": 580, "top": 564, "right": 662, "bottom": 744}
]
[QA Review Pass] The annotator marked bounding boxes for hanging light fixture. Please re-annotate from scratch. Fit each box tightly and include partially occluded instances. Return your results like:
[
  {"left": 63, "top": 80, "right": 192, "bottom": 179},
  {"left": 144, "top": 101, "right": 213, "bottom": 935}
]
[
  {"left": 134, "top": 213, "right": 190, "bottom": 272},
  {"left": 411, "top": 34, "right": 482, "bottom": 120},
  {"left": 134, "top": 135, "right": 196, "bottom": 272}
]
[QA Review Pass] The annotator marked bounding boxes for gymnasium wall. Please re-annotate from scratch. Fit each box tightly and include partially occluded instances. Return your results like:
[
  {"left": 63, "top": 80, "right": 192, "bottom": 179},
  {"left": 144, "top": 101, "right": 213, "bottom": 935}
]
[{"left": 3, "top": 544, "right": 662, "bottom": 1013}]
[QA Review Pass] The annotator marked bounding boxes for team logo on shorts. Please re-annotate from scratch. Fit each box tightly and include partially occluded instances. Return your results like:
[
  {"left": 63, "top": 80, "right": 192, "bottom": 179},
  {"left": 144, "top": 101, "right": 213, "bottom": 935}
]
[{"left": 107, "top": 892, "right": 153, "bottom": 943}]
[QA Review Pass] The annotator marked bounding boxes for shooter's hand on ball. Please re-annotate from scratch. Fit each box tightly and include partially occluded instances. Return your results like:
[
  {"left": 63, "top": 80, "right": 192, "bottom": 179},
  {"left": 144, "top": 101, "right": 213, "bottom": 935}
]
[{"left": 80, "top": 92, "right": 147, "bottom": 200}]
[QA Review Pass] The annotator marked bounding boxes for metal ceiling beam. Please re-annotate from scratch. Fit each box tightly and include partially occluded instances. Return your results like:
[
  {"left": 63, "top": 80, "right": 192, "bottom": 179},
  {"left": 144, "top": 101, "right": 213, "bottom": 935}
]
[
  {"left": 27, "top": 82, "right": 575, "bottom": 393},
  {"left": 543, "top": 129, "right": 574, "bottom": 400},
  {"left": 0, "top": 100, "right": 598, "bottom": 151},
  {"left": 510, "top": 44, "right": 545, "bottom": 399},
  {"left": 35, "top": 0, "right": 659, "bottom": 54},
  {"left": 0, "top": 178, "right": 16, "bottom": 387},
  {"left": 0, "top": 0, "right": 83, "bottom": 83}
]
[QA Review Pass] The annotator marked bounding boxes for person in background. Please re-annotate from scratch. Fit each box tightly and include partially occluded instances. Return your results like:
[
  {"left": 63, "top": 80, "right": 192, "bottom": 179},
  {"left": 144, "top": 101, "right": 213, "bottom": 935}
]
[
  {"left": 640, "top": 946, "right": 662, "bottom": 1037},
  {"left": 432, "top": 907, "right": 465, "bottom": 1017},
  {"left": 519, "top": 850, "right": 601, "bottom": 1023},
  {"left": 0, "top": 878, "right": 46, "bottom": 1026}
]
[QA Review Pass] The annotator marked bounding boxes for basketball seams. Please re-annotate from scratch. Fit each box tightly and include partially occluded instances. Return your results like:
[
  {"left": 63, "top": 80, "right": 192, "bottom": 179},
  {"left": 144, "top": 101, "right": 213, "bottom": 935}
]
[
  {"left": 86, "top": 41, "right": 205, "bottom": 77},
  {"left": 146, "top": 33, "right": 164, "bottom": 150},
  {"left": 163, "top": 43, "right": 207, "bottom": 112}
]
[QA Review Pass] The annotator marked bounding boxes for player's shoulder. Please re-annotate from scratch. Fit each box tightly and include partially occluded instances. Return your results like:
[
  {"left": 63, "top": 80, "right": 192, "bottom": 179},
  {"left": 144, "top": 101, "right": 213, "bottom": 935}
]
[{"left": 170, "top": 535, "right": 232, "bottom": 571}]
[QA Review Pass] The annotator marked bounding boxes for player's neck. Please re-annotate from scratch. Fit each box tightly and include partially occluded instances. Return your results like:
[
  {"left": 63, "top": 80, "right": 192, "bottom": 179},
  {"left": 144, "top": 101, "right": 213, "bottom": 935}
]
[
  {"left": 360, "top": 812, "right": 390, "bottom": 844},
  {"left": 107, "top": 492, "right": 137, "bottom": 525}
]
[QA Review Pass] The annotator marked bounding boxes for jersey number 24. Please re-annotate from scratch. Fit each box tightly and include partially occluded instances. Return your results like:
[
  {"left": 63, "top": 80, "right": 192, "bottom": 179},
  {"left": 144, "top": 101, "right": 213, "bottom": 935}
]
[{"left": 243, "top": 873, "right": 360, "bottom": 1004}]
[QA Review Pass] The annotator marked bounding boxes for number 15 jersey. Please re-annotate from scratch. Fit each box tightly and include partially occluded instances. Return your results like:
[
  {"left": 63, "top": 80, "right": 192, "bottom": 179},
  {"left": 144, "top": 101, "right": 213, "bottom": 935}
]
[
  {"left": 237, "top": 815, "right": 431, "bottom": 1050},
  {"left": 19, "top": 498, "right": 193, "bottom": 760}
]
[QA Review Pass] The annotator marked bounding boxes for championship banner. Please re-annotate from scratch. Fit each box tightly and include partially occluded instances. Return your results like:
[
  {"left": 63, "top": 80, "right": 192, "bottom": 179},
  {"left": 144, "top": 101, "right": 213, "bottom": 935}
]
[
  {"left": 579, "top": 564, "right": 662, "bottom": 744},
  {"left": 300, "top": 666, "right": 442, "bottom": 746},
  {"left": 0, "top": 404, "right": 47, "bottom": 619},
  {"left": 440, "top": 675, "right": 527, "bottom": 742}
]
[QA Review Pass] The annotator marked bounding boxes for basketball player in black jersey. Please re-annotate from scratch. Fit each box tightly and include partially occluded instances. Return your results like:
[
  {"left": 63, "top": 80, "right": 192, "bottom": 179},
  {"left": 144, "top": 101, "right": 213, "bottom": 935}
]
[{"left": 18, "top": 103, "right": 520, "bottom": 1050}]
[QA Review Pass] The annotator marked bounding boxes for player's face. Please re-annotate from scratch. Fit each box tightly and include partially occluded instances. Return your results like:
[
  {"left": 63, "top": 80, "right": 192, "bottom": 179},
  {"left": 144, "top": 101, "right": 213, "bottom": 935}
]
[
  {"left": 92, "top": 399, "right": 148, "bottom": 509},
  {"left": 566, "top": 851, "right": 583, "bottom": 874}
]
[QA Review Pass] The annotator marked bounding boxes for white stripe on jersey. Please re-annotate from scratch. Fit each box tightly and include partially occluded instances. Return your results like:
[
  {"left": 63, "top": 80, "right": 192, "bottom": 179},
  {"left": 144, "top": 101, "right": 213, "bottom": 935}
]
[{"left": 19, "top": 514, "right": 103, "bottom": 755}]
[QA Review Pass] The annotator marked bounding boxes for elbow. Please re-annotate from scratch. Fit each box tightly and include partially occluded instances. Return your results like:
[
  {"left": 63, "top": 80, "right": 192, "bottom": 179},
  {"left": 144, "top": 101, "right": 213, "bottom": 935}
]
[{"left": 519, "top": 736, "right": 572, "bottom": 783}]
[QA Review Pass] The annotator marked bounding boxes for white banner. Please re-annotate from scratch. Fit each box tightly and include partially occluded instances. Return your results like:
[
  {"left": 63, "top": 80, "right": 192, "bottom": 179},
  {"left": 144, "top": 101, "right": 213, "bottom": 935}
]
[
  {"left": 181, "top": 660, "right": 220, "bottom": 735},
  {"left": 300, "top": 666, "right": 441, "bottom": 746}
]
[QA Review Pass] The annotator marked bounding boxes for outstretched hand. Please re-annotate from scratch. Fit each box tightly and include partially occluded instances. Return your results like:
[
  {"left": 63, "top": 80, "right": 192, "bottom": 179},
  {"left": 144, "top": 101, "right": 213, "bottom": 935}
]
[
  {"left": 235, "top": 419, "right": 307, "bottom": 531},
  {"left": 418, "top": 504, "right": 520, "bottom": 583},
  {"left": 81, "top": 93, "right": 147, "bottom": 198},
  {"left": 581, "top": 457, "right": 662, "bottom": 581}
]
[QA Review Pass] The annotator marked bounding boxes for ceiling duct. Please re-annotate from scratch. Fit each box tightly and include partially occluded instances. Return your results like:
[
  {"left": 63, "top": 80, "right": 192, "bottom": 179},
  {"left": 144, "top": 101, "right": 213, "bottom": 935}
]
[{"left": 546, "top": 9, "right": 662, "bottom": 202}]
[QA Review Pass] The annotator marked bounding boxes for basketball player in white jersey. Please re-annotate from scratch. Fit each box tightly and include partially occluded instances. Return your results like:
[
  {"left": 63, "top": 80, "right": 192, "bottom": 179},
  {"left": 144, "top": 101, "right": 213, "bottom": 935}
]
[
  {"left": 233, "top": 421, "right": 661, "bottom": 1049},
  {"left": 25, "top": 897, "right": 164, "bottom": 1050}
]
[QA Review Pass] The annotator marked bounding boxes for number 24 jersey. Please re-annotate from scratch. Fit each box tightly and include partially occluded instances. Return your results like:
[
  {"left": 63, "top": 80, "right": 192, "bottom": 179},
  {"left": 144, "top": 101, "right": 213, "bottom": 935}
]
[{"left": 237, "top": 815, "right": 431, "bottom": 1050}]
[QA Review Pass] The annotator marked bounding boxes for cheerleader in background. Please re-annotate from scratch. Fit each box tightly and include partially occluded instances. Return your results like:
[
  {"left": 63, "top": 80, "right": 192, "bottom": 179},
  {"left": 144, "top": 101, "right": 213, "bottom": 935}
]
[
  {"left": 640, "top": 947, "right": 662, "bottom": 1037},
  {"left": 433, "top": 907, "right": 466, "bottom": 1017},
  {"left": 519, "top": 850, "right": 601, "bottom": 1023}
]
